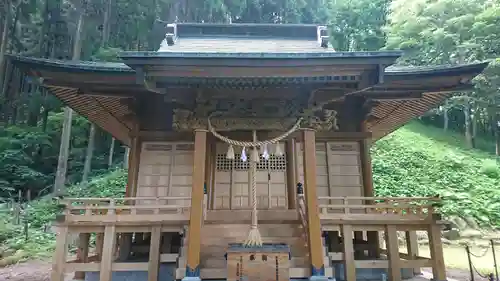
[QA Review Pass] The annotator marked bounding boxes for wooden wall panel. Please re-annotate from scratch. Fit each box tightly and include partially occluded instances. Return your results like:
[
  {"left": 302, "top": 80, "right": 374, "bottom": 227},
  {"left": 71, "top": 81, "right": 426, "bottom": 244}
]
[
  {"left": 137, "top": 142, "right": 193, "bottom": 207},
  {"left": 297, "top": 141, "right": 363, "bottom": 208}
]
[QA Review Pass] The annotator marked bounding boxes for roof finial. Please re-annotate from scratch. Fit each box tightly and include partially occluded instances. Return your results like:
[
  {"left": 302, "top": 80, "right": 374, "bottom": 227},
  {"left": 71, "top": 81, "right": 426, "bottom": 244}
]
[
  {"left": 317, "top": 26, "right": 329, "bottom": 48},
  {"left": 165, "top": 23, "right": 177, "bottom": 46}
]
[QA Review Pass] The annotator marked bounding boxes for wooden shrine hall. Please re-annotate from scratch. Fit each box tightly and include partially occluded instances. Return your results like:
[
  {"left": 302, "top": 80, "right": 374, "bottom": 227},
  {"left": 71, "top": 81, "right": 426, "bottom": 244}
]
[{"left": 7, "top": 23, "right": 488, "bottom": 281}]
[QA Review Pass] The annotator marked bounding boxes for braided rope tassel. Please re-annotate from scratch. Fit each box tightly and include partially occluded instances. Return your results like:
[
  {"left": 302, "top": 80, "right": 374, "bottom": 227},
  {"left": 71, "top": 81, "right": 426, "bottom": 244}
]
[{"left": 244, "top": 155, "right": 262, "bottom": 247}]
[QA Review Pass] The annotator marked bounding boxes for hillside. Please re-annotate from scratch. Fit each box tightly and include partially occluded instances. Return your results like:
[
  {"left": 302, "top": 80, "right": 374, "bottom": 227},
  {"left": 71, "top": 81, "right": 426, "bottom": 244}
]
[
  {"left": 372, "top": 121, "right": 500, "bottom": 228},
  {"left": 0, "top": 121, "right": 499, "bottom": 266}
]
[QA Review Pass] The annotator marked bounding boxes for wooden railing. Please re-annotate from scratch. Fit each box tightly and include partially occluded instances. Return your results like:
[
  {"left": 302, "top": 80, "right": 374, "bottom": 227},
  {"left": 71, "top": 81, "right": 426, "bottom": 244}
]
[
  {"left": 317, "top": 196, "right": 441, "bottom": 218},
  {"left": 59, "top": 196, "right": 194, "bottom": 223}
]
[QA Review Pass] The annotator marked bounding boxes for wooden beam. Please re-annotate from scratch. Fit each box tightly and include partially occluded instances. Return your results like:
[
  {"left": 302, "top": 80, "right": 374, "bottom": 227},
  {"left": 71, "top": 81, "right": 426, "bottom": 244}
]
[
  {"left": 185, "top": 130, "right": 207, "bottom": 278},
  {"left": 302, "top": 129, "right": 325, "bottom": 276},
  {"left": 137, "top": 130, "right": 372, "bottom": 143}
]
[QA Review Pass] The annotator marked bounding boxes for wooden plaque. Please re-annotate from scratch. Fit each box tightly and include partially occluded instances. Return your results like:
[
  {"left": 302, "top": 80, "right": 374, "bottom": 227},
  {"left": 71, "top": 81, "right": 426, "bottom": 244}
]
[{"left": 227, "top": 244, "right": 290, "bottom": 281}]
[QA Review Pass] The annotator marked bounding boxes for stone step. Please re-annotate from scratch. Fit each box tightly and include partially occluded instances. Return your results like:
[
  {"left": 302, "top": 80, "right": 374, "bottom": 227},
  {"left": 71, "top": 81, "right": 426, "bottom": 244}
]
[{"left": 175, "top": 267, "right": 334, "bottom": 279}]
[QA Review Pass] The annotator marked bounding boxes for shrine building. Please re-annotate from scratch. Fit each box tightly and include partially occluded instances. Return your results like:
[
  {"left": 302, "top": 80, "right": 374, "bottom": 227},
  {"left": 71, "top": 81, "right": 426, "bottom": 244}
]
[{"left": 7, "top": 23, "right": 488, "bottom": 281}]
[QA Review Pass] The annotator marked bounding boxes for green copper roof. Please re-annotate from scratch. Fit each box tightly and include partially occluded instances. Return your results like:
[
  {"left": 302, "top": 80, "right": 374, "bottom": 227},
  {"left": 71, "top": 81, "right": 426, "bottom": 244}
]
[{"left": 8, "top": 54, "right": 488, "bottom": 77}]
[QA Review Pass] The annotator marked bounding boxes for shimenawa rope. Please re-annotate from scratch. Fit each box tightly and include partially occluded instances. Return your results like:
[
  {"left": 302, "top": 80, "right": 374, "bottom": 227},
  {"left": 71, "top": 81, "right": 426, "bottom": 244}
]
[{"left": 207, "top": 115, "right": 303, "bottom": 247}]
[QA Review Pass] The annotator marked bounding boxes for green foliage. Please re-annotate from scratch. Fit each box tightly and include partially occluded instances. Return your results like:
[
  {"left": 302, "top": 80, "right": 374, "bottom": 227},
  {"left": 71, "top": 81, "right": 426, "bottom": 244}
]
[
  {"left": 373, "top": 121, "right": 500, "bottom": 227},
  {"left": 0, "top": 169, "right": 127, "bottom": 263}
]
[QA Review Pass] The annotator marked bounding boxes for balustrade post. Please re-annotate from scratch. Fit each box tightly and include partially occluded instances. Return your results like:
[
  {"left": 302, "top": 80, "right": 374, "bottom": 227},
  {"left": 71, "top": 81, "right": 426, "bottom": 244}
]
[
  {"left": 99, "top": 225, "right": 117, "bottom": 281},
  {"left": 184, "top": 129, "right": 207, "bottom": 281},
  {"left": 428, "top": 224, "right": 447, "bottom": 281},
  {"left": 51, "top": 226, "right": 69, "bottom": 281},
  {"left": 406, "top": 231, "right": 420, "bottom": 275}
]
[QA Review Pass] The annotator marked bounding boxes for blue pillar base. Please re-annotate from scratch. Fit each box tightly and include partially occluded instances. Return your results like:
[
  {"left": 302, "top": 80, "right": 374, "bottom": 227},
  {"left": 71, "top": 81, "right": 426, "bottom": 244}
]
[
  {"left": 181, "top": 278, "right": 201, "bottom": 281},
  {"left": 309, "top": 276, "right": 332, "bottom": 281}
]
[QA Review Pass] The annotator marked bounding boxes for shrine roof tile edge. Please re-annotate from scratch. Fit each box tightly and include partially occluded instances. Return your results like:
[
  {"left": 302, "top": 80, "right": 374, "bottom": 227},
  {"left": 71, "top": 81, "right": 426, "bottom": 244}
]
[
  {"left": 119, "top": 50, "right": 403, "bottom": 59},
  {"left": 7, "top": 55, "right": 489, "bottom": 78}
]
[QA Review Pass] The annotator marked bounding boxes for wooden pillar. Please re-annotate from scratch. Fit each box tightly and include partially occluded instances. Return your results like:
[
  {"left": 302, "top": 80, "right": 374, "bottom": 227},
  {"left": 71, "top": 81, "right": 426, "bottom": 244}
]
[
  {"left": 96, "top": 232, "right": 104, "bottom": 260},
  {"left": 341, "top": 225, "right": 356, "bottom": 281},
  {"left": 385, "top": 225, "right": 401, "bottom": 281},
  {"left": 428, "top": 224, "right": 447, "bottom": 281},
  {"left": 359, "top": 123, "right": 380, "bottom": 258},
  {"left": 354, "top": 231, "right": 364, "bottom": 259},
  {"left": 406, "top": 231, "right": 421, "bottom": 275},
  {"left": 286, "top": 138, "right": 297, "bottom": 209},
  {"left": 184, "top": 129, "right": 207, "bottom": 279},
  {"left": 302, "top": 129, "right": 325, "bottom": 276},
  {"left": 148, "top": 226, "right": 162, "bottom": 281},
  {"left": 205, "top": 139, "right": 214, "bottom": 210},
  {"left": 73, "top": 233, "right": 90, "bottom": 280},
  {"left": 127, "top": 135, "right": 142, "bottom": 197},
  {"left": 119, "top": 136, "right": 141, "bottom": 261},
  {"left": 99, "top": 226, "right": 117, "bottom": 281},
  {"left": 51, "top": 226, "right": 69, "bottom": 281}
]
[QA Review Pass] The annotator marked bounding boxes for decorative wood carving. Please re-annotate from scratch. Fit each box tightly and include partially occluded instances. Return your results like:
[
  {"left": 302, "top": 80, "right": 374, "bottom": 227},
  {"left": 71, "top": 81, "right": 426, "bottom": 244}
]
[
  {"left": 302, "top": 109, "right": 339, "bottom": 131},
  {"left": 172, "top": 108, "right": 339, "bottom": 132},
  {"left": 172, "top": 109, "right": 298, "bottom": 131},
  {"left": 170, "top": 89, "right": 340, "bottom": 132}
]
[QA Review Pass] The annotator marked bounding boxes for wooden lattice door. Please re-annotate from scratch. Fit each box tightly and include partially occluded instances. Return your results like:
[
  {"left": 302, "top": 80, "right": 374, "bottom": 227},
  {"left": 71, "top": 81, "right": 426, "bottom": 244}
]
[{"left": 214, "top": 142, "right": 288, "bottom": 210}]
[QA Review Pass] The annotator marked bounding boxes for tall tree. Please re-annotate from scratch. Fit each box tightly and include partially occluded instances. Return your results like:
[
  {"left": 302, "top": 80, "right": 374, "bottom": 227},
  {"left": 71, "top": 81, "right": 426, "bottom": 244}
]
[{"left": 54, "top": 0, "right": 85, "bottom": 195}]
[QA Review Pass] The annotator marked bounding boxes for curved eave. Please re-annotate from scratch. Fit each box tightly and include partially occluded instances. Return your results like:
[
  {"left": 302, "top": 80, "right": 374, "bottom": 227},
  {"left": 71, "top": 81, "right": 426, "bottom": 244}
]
[
  {"left": 7, "top": 55, "right": 136, "bottom": 145},
  {"left": 7, "top": 55, "right": 489, "bottom": 143},
  {"left": 368, "top": 62, "right": 489, "bottom": 140}
]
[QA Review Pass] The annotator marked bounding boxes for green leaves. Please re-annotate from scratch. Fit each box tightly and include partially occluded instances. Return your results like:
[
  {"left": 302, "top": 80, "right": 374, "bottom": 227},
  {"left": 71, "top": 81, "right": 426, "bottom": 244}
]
[{"left": 373, "top": 121, "right": 500, "bottom": 227}]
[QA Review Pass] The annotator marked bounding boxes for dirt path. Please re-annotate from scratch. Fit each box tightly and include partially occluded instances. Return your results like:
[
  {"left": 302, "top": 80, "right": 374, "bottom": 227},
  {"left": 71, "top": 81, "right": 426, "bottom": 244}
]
[
  {"left": 0, "top": 261, "right": 490, "bottom": 281},
  {"left": 0, "top": 261, "right": 73, "bottom": 281}
]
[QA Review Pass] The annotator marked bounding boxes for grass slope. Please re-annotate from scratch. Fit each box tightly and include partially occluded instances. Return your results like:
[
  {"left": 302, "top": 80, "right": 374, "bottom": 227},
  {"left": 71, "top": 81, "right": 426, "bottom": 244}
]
[{"left": 372, "top": 121, "right": 500, "bottom": 227}]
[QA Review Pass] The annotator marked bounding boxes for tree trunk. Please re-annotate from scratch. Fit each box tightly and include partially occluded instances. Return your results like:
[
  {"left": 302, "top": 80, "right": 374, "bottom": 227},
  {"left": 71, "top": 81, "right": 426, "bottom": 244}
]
[
  {"left": 0, "top": 7, "right": 11, "bottom": 92},
  {"left": 443, "top": 100, "right": 449, "bottom": 132},
  {"left": 108, "top": 137, "right": 115, "bottom": 167},
  {"left": 81, "top": 123, "right": 96, "bottom": 183},
  {"left": 53, "top": 8, "right": 85, "bottom": 195},
  {"left": 54, "top": 107, "right": 73, "bottom": 196},
  {"left": 471, "top": 111, "right": 477, "bottom": 148},
  {"left": 72, "top": 12, "right": 84, "bottom": 61},
  {"left": 495, "top": 115, "right": 500, "bottom": 156},
  {"left": 464, "top": 102, "right": 473, "bottom": 148},
  {"left": 102, "top": 0, "right": 112, "bottom": 46}
]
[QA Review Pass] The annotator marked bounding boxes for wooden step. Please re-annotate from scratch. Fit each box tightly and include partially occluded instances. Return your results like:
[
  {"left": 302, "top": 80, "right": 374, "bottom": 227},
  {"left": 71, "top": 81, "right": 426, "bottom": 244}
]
[
  {"left": 201, "top": 236, "right": 307, "bottom": 247},
  {"left": 200, "top": 224, "right": 304, "bottom": 237},
  {"left": 175, "top": 267, "right": 334, "bottom": 279},
  {"left": 191, "top": 256, "right": 330, "bottom": 268}
]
